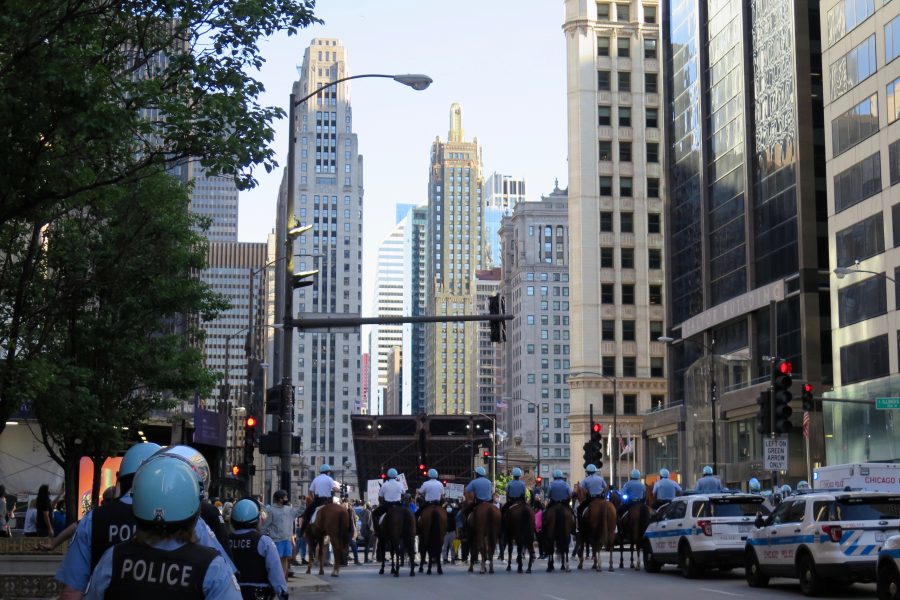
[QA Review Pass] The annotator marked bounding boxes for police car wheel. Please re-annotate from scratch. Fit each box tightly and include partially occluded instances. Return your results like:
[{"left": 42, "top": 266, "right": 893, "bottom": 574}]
[
  {"left": 679, "top": 542, "right": 701, "bottom": 579},
  {"left": 878, "top": 561, "right": 900, "bottom": 600},
  {"left": 798, "top": 553, "right": 825, "bottom": 597},
  {"left": 643, "top": 541, "right": 662, "bottom": 573},
  {"left": 745, "top": 549, "right": 769, "bottom": 588}
]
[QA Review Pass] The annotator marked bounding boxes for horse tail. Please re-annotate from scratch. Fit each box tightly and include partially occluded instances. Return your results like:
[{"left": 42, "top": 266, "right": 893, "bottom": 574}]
[
  {"left": 518, "top": 503, "right": 534, "bottom": 544},
  {"left": 430, "top": 506, "right": 441, "bottom": 554}
]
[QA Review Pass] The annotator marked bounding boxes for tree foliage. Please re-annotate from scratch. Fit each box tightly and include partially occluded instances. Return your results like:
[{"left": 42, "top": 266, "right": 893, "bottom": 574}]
[{"left": 0, "top": 0, "right": 321, "bottom": 434}]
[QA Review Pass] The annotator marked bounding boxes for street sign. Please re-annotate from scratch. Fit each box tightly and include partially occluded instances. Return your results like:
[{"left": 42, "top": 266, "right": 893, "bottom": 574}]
[
  {"left": 763, "top": 436, "right": 789, "bottom": 471},
  {"left": 876, "top": 397, "right": 900, "bottom": 410}
]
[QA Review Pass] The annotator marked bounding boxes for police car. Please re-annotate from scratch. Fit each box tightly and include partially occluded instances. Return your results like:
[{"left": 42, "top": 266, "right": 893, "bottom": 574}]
[
  {"left": 877, "top": 533, "right": 900, "bottom": 600},
  {"left": 642, "top": 493, "right": 764, "bottom": 578},
  {"left": 745, "top": 491, "right": 900, "bottom": 596}
]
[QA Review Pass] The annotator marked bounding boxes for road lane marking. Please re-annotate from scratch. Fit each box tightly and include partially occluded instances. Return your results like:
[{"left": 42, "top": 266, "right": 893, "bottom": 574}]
[
  {"left": 545, "top": 595, "right": 569, "bottom": 600},
  {"left": 700, "top": 588, "right": 743, "bottom": 597}
]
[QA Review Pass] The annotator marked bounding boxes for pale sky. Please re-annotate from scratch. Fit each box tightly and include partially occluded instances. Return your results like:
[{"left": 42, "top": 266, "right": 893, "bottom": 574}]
[{"left": 238, "top": 0, "right": 570, "bottom": 314}]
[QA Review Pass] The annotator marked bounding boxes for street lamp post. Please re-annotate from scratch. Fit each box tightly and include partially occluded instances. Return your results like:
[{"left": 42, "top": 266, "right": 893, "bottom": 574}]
[
  {"left": 658, "top": 335, "right": 719, "bottom": 475},
  {"left": 466, "top": 411, "right": 497, "bottom": 488},
  {"left": 567, "top": 371, "right": 618, "bottom": 486},
  {"left": 834, "top": 262, "right": 898, "bottom": 284},
  {"left": 279, "top": 73, "right": 432, "bottom": 495}
]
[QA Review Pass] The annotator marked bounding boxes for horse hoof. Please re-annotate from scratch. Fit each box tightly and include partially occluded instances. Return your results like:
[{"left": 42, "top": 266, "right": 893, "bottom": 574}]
[
  {"left": 331, "top": 573, "right": 339, "bottom": 578},
  {"left": 526, "top": 568, "right": 531, "bottom": 574},
  {"left": 577, "top": 564, "right": 583, "bottom": 570}
]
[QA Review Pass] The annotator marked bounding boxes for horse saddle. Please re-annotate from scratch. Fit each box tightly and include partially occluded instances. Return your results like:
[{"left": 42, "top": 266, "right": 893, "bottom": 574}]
[{"left": 310, "top": 505, "right": 324, "bottom": 524}]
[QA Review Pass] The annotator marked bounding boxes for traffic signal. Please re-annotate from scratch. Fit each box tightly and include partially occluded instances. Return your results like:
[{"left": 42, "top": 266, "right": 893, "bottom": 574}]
[
  {"left": 756, "top": 390, "right": 772, "bottom": 435},
  {"left": 419, "top": 463, "right": 427, "bottom": 477},
  {"left": 772, "top": 359, "right": 793, "bottom": 434},
  {"left": 582, "top": 441, "right": 594, "bottom": 468},
  {"left": 265, "top": 385, "right": 281, "bottom": 415},
  {"left": 231, "top": 464, "right": 241, "bottom": 476},
  {"left": 244, "top": 415, "right": 258, "bottom": 443},
  {"left": 488, "top": 294, "right": 506, "bottom": 343},
  {"left": 291, "top": 269, "right": 319, "bottom": 290},
  {"left": 802, "top": 383, "right": 814, "bottom": 411},
  {"left": 482, "top": 450, "right": 491, "bottom": 464},
  {"left": 535, "top": 476, "right": 543, "bottom": 486}
]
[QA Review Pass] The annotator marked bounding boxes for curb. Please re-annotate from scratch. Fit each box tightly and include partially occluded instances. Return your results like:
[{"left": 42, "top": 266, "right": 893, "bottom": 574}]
[{"left": 288, "top": 574, "right": 332, "bottom": 593}]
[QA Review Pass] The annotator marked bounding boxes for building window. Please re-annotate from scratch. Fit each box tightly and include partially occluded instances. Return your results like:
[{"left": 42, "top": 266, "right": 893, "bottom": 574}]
[
  {"left": 645, "top": 73, "right": 658, "bottom": 93},
  {"left": 601, "top": 247, "right": 614, "bottom": 268},
  {"left": 838, "top": 275, "right": 887, "bottom": 327},
  {"left": 597, "top": 2, "right": 611, "bottom": 19},
  {"left": 651, "top": 357, "right": 664, "bottom": 378},
  {"left": 599, "top": 105, "right": 612, "bottom": 126},
  {"left": 621, "top": 247, "right": 635, "bottom": 269},
  {"left": 598, "top": 36, "right": 611, "bottom": 56},
  {"left": 619, "top": 106, "right": 632, "bottom": 127},
  {"left": 623, "top": 357, "right": 637, "bottom": 377},
  {"left": 891, "top": 140, "right": 900, "bottom": 185},
  {"left": 600, "top": 176, "right": 613, "bottom": 196},
  {"left": 829, "top": 35, "right": 876, "bottom": 100},
  {"left": 600, "top": 211, "right": 614, "bottom": 231},
  {"left": 650, "top": 320, "right": 663, "bottom": 341},
  {"left": 599, "top": 140, "right": 612, "bottom": 161},
  {"left": 887, "top": 15, "right": 900, "bottom": 63},
  {"left": 835, "top": 212, "right": 885, "bottom": 267},
  {"left": 622, "top": 284, "right": 635, "bottom": 304},
  {"left": 648, "top": 213, "right": 661, "bottom": 234},
  {"left": 834, "top": 152, "right": 881, "bottom": 212},
  {"left": 622, "top": 320, "right": 636, "bottom": 341},
  {"left": 647, "top": 143, "right": 659, "bottom": 163},
  {"left": 646, "top": 107, "right": 658, "bottom": 128},
  {"left": 644, "top": 5, "right": 657, "bottom": 23},
  {"left": 620, "top": 177, "right": 633, "bottom": 197},
  {"left": 620, "top": 212, "right": 634, "bottom": 233},
  {"left": 644, "top": 38, "right": 658, "bottom": 58},
  {"left": 888, "top": 76, "right": 900, "bottom": 123},
  {"left": 602, "top": 394, "right": 615, "bottom": 414},
  {"left": 602, "top": 320, "right": 615, "bottom": 340},
  {"left": 623, "top": 394, "right": 638, "bottom": 414},
  {"left": 598, "top": 70, "right": 612, "bottom": 91},
  {"left": 618, "top": 71, "right": 631, "bottom": 92},
  {"left": 826, "top": 0, "right": 874, "bottom": 45},
  {"left": 893, "top": 204, "right": 900, "bottom": 247},
  {"left": 618, "top": 37, "right": 630, "bottom": 57},
  {"left": 832, "top": 94, "right": 879, "bottom": 156},
  {"left": 601, "top": 284, "right": 614, "bottom": 304},
  {"left": 840, "top": 334, "right": 888, "bottom": 385},
  {"left": 602, "top": 356, "right": 615, "bottom": 375},
  {"left": 619, "top": 141, "right": 632, "bottom": 162},
  {"left": 648, "top": 248, "right": 662, "bottom": 269},
  {"left": 648, "top": 178, "right": 660, "bottom": 198},
  {"left": 617, "top": 3, "right": 630, "bottom": 21},
  {"left": 649, "top": 284, "right": 662, "bottom": 304}
]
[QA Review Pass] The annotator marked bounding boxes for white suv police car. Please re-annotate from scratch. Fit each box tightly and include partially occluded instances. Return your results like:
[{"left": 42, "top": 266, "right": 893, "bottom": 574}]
[
  {"left": 878, "top": 533, "right": 900, "bottom": 600},
  {"left": 643, "top": 493, "right": 764, "bottom": 577},
  {"left": 745, "top": 491, "right": 900, "bottom": 596}
]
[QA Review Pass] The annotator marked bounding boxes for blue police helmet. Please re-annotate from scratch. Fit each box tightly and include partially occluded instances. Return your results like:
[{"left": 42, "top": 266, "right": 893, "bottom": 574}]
[
  {"left": 119, "top": 442, "right": 162, "bottom": 479},
  {"left": 320, "top": 464, "right": 332, "bottom": 474},
  {"left": 585, "top": 464, "right": 597, "bottom": 474},
  {"left": 630, "top": 469, "right": 641, "bottom": 479},
  {"left": 387, "top": 468, "right": 399, "bottom": 479},
  {"left": 553, "top": 469, "right": 564, "bottom": 479},
  {"left": 797, "top": 480, "right": 810, "bottom": 490},
  {"left": 475, "top": 466, "right": 487, "bottom": 477},
  {"left": 749, "top": 477, "right": 761, "bottom": 491},
  {"left": 231, "top": 498, "right": 260, "bottom": 528},
  {"left": 702, "top": 465, "right": 714, "bottom": 476},
  {"left": 781, "top": 484, "right": 792, "bottom": 494},
  {"left": 511, "top": 467, "right": 523, "bottom": 478},
  {"left": 428, "top": 468, "right": 438, "bottom": 479},
  {"left": 153, "top": 445, "right": 210, "bottom": 499},
  {"left": 659, "top": 468, "right": 670, "bottom": 478},
  {"left": 132, "top": 456, "right": 201, "bottom": 530}
]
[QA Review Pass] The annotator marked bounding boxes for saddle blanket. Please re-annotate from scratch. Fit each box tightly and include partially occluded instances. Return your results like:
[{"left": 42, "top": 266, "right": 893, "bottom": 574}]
[{"left": 310, "top": 506, "right": 323, "bottom": 524}]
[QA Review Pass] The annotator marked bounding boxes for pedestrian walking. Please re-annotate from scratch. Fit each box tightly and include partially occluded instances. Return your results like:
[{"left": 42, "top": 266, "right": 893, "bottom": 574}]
[{"left": 262, "top": 490, "right": 301, "bottom": 579}]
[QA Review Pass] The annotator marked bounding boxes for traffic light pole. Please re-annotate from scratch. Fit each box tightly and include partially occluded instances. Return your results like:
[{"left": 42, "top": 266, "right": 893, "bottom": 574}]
[{"left": 280, "top": 93, "right": 298, "bottom": 496}]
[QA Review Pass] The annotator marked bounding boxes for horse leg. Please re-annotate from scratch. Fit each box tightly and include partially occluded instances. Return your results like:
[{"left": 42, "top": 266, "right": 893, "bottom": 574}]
[
  {"left": 317, "top": 541, "right": 325, "bottom": 576},
  {"left": 506, "top": 537, "right": 512, "bottom": 572},
  {"left": 306, "top": 537, "right": 314, "bottom": 574},
  {"left": 618, "top": 533, "right": 625, "bottom": 568},
  {"left": 468, "top": 539, "right": 476, "bottom": 573},
  {"left": 331, "top": 540, "right": 340, "bottom": 577}
]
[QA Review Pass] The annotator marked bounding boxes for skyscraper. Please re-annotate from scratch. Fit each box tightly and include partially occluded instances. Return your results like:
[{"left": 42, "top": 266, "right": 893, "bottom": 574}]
[
  {"left": 425, "top": 104, "right": 487, "bottom": 415},
  {"left": 483, "top": 173, "right": 526, "bottom": 268},
  {"left": 564, "top": 0, "right": 667, "bottom": 483},
  {"left": 370, "top": 218, "right": 406, "bottom": 412},
  {"left": 190, "top": 164, "right": 239, "bottom": 243},
  {"left": 822, "top": 0, "right": 900, "bottom": 463},
  {"left": 288, "top": 38, "right": 363, "bottom": 484},
  {"left": 402, "top": 205, "right": 429, "bottom": 415},
  {"left": 656, "top": 0, "right": 830, "bottom": 483}
]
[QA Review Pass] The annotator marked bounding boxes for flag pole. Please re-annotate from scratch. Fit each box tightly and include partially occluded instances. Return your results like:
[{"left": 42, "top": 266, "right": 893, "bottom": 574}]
[{"left": 803, "top": 411, "right": 812, "bottom": 483}]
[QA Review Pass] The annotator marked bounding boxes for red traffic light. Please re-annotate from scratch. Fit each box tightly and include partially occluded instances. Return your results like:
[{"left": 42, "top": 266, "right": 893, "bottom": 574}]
[
  {"left": 231, "top": 465, "right": 240, "bottom": 476},
  {"left": 419, "top": 463, "right": 426, "bottom": 471},
  {"left": 592, "top": 423, "right": 602, "bottom": 433},
  {"left": 803, "top": 383, "right": 813, "bottom": 394},
  {"left": 536, "top": 476, "right": 543, "bottom": 484},
  {"left": 778, "top": 360, "right": 793, "bottom": 375},
  {"left": 483, "top": 451, "right": 490, "bottom": 458},
  {"left": 380, "top": 473, "right": 387, "bottom": 479},
  {"left": 246, "top": 416, "right": 257, "bottom": 428}
]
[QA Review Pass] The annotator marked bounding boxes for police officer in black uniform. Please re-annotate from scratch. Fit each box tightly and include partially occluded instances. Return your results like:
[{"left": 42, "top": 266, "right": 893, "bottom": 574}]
[
  {"left": 84, "top": 455, "right": 241, "bottom": 600},
  {"left": 229, "top": 499, "right": 288, "bottom": 600}
]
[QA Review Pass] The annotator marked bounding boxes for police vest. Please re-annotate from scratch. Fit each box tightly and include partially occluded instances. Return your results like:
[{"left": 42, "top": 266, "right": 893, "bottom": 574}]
[
  {"left": 200, "top": 500, "right": 232, "bottom": 558},
  {"left": 91, "top": 498, "right": 137, "bottom": 570},
  {"left": 228, "top": 531, "right": 268, "bottom": 585},
  {"left": 106, "top": 540, "right": 216, "bottom": 600}
]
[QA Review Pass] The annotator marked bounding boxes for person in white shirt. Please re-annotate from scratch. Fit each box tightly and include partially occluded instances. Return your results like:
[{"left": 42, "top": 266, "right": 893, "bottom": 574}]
[
  {"left": 416, "top": 469, "right": 445, "bottom": 517},
  {"left": 299, "top": 465, "right": 339, "bottom": 536},
  {"left": 371, "top": 468, "right": 404, "bottom": 528}
]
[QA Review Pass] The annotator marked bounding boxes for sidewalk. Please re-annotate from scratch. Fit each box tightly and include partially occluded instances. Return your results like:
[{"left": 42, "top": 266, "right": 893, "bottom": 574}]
[{"left": 288, "top": 572, "right": 332, "bottom": 593}]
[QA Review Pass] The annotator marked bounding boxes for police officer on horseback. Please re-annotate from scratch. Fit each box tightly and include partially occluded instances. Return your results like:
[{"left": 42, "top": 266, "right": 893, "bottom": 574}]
[
  {"left": 371, "top": 468, "right": 404, "bottom": 529},
  {"left": 501, "top": 468, "right": 527, "bottom": 516},
  {"left": 576, "top": 464, "right": 606, "bottom": 521},
  {"left": 695, "top": 465, "right": 724, "bottom": 493},
  {"left": 651, "top": 468, "right": 681, "bottom": 509},
  {"left": 229, "top": 499, "right": 288, "bottom": 600},
  {"left": 415, "top": 469, "right": 444, "bottom": 518},
  {"left": 619, "top": 469, "right": 645, "bottom": 516},
  {"left": 84, "top": 456, "right": 241, "bottom": 599},
  {"left": 56, "top": 443, "right": 234, "bottom": 599},
  {"left": 547, "top": 470, "right": 572, "bottom": 507},
  {"left": 300, "top": 464, "right": 339, "bottom": 535}
]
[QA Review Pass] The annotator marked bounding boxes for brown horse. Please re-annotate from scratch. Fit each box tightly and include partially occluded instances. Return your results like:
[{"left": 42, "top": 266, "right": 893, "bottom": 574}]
[
  {"left": 417, "top": 504, "right": 446, "bottom": 575},
  {"left": 377, "top": 504, "right": 417, "bottom": 577},
  {"left": 502, "top": 501, "right": 535, "bottom": 573},
  {"left": 467, "top": 501, "right": 501, "bottom": 574},
  {"left": 304, "top": 501, "right": 352, "bottom": 577},
  {"left": 542, "top": 502, "right": 574, "bottom": 573},
  {"left": 577, "top": 495, "right": 617, "bottom": 572},
  {"left": 616, "top": 485, "right": 653, "bottom": 570}
]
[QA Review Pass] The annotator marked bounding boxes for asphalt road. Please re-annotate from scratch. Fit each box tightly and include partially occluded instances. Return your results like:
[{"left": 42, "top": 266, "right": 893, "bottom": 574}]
[{"left": 313, "top": 552, "right": 878, "bottom": 600}]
